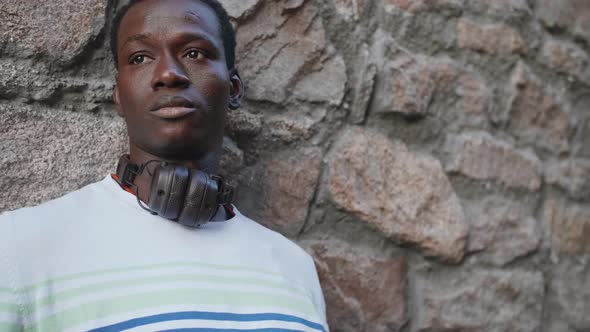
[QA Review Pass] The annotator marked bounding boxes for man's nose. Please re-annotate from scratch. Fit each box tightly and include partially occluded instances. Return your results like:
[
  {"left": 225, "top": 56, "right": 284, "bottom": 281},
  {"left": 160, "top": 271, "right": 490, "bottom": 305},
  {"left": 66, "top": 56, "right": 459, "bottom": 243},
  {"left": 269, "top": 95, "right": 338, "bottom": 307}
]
[{"left": 151, "top": 54, "right": 190, "bottom": 90}]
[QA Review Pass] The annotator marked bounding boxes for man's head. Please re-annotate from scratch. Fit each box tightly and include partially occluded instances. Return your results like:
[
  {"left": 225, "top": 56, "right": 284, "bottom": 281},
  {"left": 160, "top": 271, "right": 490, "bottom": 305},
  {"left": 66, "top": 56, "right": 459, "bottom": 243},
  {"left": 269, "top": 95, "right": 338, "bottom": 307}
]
[{"left": 111, "top": 0, "right": 243, "bottom": 164}]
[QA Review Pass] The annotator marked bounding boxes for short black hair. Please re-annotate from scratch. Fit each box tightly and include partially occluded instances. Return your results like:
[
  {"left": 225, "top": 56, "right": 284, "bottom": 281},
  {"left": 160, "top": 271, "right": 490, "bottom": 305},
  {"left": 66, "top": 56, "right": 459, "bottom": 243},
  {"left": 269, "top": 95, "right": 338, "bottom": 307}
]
[{"left": 110, "top": 0, "right": 236, "bottom": 69}]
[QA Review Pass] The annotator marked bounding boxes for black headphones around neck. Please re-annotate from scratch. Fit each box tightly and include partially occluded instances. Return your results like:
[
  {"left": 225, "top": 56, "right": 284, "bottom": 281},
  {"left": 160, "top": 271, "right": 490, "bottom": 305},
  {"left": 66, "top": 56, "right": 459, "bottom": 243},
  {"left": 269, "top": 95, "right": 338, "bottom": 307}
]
[{"left": 116, "top": 154, "right": 234, "bottom": 227}]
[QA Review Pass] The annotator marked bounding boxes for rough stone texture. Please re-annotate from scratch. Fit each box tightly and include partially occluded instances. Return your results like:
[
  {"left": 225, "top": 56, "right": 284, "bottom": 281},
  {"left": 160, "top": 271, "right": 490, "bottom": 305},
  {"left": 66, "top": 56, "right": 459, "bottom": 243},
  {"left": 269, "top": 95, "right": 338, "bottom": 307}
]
[
  {"left": 234, "top": 0, "right": 346, "bottom": 104},
  {"left": 0, "top": 104, "right": 127, "bottom": 211},
  {"left": 0, "top": 0, "right": 106, "bottom": 64},
  {"left": 507, "top": 62, "right": 573, "bottom": 153},
  {"left": 350, "top": 44, "right": 377, "bottom": 124},
  {"left": 2, "top": 0, "right": 590, "bottom": 330},
  {"left": 540, "top": 38, "right": 590, "bottom": 86},
  {"left": 309, "top": 241, "right": 407, "bottom": 332},
  {"left": 544, "top": 199, "right": 590, "bottom": 256},
  {"left": 330, "top": 0, "right": 370, "bottom": 21},
  {"left": 457, "top": 18, "right": 527, "bottom": 55},
  {"left": 546, "top": 261, "right": 590, "bottom": 331},
  {"left": 328, "top": 127, "right": 468, "bottom": 263},
  {"left": 536, "top": 0, "right": 590, "bottom": 44},
  {"left": 414, "top": 269, "right": 545, "bottom": 332},
  {"left": 456, "top": 73, "right": 492, "bottom": 121},
  {"left": 466, "top": 197, "right": 541, "bottom": 266},
  {"left": 445, "top": 132, "right": 542, "bottom": 191},
  {"left": 218, "top": 0, "right": 261, "bottom": 20},
  {"left": 381, "top": 0, "right": 465, "bottom": 13},
  {"left": 545, "top": 158, "right": 590, "bottom": 200},
  {"left": 374, "top": 54, "right": 458, "bottom": 117},
  {"left": 467, "top": 0, "right": 531, "bottom": 20},
  {"left": 236, "top": 147, "right": 322, "bottom": 237}
]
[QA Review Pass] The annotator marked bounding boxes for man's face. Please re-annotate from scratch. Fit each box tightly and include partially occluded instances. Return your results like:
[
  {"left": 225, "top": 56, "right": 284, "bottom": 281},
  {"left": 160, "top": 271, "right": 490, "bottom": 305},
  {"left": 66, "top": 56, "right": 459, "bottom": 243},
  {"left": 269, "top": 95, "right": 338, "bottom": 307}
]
[{"left": 114, "top": 0, "right": 238, "bottom": 160}]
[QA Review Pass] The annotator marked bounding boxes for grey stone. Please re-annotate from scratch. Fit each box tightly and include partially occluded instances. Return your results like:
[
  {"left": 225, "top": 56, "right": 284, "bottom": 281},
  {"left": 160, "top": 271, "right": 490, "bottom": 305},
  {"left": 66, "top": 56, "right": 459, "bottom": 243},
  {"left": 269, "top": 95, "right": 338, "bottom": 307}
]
[
  {"left": 536, "top": 0, "right": 590, "bottom": 44},
  {"left": 350, "top": 43, "right": 377, "bottom": 124},
  {"left": 466, "top": 196, "right": 541, "bottom": 266},
  {"left": 545, "top": 158, "right": 590, "bottom": 200},
  {"left": 507, "top": 62, "right": 573, "bottom": 153},
  {"left": 234, "top": 0, "right": 345, "bottom": 104},
  {"left": 0, "top": 0, "right": 106, "bottom": 64},
  {"left": 328, "top": 127, "right": 468, "bottom": 263},
  {"left": 546, "top": 261, "right": 590, "bottom": 331},
  {"left": 414, "top": 268, "right": 545, "bottom": 332},
  {"left": 0, "top": 104, "right": 127, "bottom": 212}
]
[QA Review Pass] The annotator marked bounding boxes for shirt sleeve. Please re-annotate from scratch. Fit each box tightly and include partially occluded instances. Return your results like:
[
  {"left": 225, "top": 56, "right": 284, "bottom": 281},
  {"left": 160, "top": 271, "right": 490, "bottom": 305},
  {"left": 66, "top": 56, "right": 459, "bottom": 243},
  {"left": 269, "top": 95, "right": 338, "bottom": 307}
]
[{"left": 0, "top": 213, "right": 24, "bottom": 332}]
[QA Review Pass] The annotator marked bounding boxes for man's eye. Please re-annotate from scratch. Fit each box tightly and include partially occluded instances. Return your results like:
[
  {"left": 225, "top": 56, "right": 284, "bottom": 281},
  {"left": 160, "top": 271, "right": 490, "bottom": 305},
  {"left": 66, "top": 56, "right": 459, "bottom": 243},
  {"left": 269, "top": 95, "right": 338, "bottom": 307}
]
[
  {"left": 185, "top": 50, "right": 204, "bottom": 60},
  {"left": 130, "top": 55, "right": 146, "bottom": 65}
]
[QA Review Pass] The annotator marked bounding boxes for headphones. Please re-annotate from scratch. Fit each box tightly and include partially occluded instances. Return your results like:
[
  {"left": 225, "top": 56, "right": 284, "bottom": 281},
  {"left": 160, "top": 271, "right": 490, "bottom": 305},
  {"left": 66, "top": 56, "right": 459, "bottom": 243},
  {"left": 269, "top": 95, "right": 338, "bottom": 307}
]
[{"left": 116, "top": 154, "right": 235, "bottom": 227}]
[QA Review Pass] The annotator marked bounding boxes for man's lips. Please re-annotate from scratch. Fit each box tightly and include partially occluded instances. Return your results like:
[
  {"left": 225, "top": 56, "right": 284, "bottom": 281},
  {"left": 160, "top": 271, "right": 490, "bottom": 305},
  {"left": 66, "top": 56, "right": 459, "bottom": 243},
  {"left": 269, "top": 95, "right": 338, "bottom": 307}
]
[
  {"left": 151, "top": 106, "right": 196, "bottom": 119},
  {"left": 150, "top": 96, "right": 197, "bottom": 120}
]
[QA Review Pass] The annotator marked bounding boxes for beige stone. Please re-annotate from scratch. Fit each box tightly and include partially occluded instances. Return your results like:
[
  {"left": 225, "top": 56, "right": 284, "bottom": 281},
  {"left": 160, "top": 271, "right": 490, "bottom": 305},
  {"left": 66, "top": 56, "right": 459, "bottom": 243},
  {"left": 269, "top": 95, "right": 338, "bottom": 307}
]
[
  {"left": 457, "top": 18, "right": 527, "bottom": 55},
  {"left": 445, "top": 132, "right": 542, "bottom": 191},
  {"left": 328, "top": 127, "right": 468, "bottom": 263},
  {"left": 309, "top": 241, "right": 407, "bottom": 332}
]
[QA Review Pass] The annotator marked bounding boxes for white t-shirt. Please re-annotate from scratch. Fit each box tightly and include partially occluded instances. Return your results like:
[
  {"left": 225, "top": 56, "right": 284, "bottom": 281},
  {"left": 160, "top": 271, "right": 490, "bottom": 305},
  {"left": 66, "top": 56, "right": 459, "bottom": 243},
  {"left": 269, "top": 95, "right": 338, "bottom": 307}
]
[{"left": 0, "top": 175, "right": 327, "bottom": 332}]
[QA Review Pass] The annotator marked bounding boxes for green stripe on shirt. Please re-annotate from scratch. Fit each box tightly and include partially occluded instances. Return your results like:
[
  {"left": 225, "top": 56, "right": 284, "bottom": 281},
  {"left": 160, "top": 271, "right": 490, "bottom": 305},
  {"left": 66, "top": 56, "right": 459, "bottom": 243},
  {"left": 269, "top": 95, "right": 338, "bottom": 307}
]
[{"left": 27, "top": 288, "right": 316, "bottom": 332}]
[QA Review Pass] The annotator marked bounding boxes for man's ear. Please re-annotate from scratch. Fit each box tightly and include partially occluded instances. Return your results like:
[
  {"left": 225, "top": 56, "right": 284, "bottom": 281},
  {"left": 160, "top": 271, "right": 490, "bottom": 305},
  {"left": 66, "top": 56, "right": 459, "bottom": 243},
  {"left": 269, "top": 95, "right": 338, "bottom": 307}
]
[
  {"left": 113, "top": 79, "right": 124, "bottom": 118},
  {"left": 228, "top": 69, "right": 243, "bottom": 110}
]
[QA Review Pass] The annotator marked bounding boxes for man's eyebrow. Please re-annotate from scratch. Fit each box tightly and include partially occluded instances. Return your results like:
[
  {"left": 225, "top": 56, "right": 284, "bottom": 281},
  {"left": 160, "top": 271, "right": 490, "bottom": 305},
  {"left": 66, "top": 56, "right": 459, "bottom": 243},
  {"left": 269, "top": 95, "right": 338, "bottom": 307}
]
[{"left": 122, "top": 33, "right": 152, "bottom": 48}]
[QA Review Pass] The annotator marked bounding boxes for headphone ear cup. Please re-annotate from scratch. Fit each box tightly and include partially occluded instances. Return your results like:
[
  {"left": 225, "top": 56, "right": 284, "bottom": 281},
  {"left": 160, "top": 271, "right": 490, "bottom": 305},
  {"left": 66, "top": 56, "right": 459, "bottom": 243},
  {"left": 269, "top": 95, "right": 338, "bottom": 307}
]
[
  {"left": 148, "top": 164, "right": 190, "bottom": 220},
  {"left": 178, "top": 170, "right": 218, "bottom": 227}
]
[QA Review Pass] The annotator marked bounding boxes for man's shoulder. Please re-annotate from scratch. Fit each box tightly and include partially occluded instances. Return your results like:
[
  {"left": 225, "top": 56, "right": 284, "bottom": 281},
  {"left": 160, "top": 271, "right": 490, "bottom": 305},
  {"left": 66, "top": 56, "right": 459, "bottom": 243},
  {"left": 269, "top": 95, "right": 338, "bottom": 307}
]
[{"left": 0, "top": 176, "right": 111, "bottom": 231}]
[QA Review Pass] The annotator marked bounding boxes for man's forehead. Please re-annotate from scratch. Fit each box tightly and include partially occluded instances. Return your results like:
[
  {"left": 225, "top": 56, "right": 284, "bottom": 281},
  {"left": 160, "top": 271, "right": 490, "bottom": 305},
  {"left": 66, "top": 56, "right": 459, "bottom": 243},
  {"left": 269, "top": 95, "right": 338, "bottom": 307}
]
[{"left": 120, "top": 0, "right": 221, "bottom": 37}]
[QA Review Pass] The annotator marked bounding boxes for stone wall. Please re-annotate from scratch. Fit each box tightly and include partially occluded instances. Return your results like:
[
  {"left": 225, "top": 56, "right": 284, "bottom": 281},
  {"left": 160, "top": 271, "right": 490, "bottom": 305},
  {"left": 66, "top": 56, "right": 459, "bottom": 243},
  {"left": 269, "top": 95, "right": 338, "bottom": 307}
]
[{"left": 1, "top": 0, "right": 589, "bottom": 331}]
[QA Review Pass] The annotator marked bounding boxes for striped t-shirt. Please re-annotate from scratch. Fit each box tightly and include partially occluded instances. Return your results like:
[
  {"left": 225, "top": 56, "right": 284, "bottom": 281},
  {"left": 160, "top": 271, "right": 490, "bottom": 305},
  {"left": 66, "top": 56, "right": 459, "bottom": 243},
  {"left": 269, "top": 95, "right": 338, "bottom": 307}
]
[{"left": 0, "top": 176, "right": 327, "bottom": 332}]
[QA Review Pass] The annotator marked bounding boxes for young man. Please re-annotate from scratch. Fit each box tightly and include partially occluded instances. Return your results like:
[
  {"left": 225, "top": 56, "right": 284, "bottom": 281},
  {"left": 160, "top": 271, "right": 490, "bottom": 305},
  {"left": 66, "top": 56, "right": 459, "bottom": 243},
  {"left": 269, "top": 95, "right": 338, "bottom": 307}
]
[{"left": 0, "top": 0, "right": 328, "bottom": 331}]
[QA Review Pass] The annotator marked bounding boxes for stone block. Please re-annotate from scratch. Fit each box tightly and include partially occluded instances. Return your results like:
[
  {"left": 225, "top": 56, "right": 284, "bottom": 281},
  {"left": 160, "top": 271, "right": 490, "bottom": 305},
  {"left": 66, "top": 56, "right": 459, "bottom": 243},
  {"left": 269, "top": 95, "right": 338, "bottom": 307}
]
[
  {"left": 237, "top": 147, "right": 322, "bottom": 237},
  {"left": 541, "top": 38, "right": 590, "bottom": 85},
  {"left": 545, "top": 158, "right": 590, "bottom": 200},
  {"left": 445, "top": 132, "right": 542, "bottom": 191},
  {"left": 218, "top": 0, "right": 261, "bottom": 20},
  {"left": 235, "top": 1, "right": 345, "bottom": 104},
  {"left": 467, "top": 0, "right": 531, "bottom": 20},
  {"left": 0, "top": 104, "right": 127, "bottom": 212},
  {"left": 466, "top": 196, "right": 541, "bottom": 266},
  {"left": 309, "top": 241, "right": 407, "bottom": 332},
  {"left": 536, "top": 0, "right": 590, "bottom": 44},
  {"left": 507, "top": 62, "right": 573, "bottom": 152},
  {"left": 0, "top": 0, "right": 105, "bottom": 64},
  {"left": 544, "top": 199, "right": 590, "bottom": 256},
  {"left": 375, "top": 55, "right": 458, "bottom": 117},
  {"left": 546, "top": 261, "right": 590, "bottom": 331},
  {"left": 414, "top": 269, "right": 544, "bottom": 332},
  {"left": 328, "top": 127, "right": 468, "bottom": 263},
  {"left": 457, "top": 18, "right": 527, "bottom": 55}
]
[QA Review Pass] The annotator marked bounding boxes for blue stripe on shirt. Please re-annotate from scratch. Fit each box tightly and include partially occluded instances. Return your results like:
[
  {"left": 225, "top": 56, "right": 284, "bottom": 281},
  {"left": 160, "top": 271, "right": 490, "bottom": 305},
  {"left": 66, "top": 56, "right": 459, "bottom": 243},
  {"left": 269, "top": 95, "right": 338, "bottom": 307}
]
[{"left": 89, "top": 311, "right": 325, "bottom": 332}]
